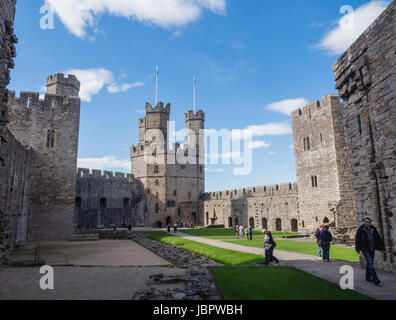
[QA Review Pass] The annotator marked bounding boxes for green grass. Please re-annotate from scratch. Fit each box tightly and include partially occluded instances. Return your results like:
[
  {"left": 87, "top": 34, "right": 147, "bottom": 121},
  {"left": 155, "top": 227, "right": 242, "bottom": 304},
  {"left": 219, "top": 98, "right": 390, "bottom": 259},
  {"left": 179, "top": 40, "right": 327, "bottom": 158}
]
[
  {"left": 225, "top": 239, "right": 359, "bottom": 262},
  {"left": 211, "top": 266, "right": 372, "bottom": 300},
  {"left": 141, "top": 231, "right": 265, "bottom": 265},
  {"left": 180, "top": 228, "right": 296, "bottom": 240}
]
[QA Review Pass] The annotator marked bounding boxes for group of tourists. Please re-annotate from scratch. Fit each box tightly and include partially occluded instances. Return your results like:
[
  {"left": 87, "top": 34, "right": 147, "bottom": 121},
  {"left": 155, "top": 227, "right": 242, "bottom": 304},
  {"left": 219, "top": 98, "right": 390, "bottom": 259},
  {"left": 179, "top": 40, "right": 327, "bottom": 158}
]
[
  {"left": 314, "top": 218, "right": 385, "bottom": 286},
  {"left": 167, "top": 221, "right": 194, "bottom": 233},
  {"left": 234, "top": 224, "right": 253, "bottom": 240},
  {"left": 314, "top": 225, "right": 333, "bottom": 262}
]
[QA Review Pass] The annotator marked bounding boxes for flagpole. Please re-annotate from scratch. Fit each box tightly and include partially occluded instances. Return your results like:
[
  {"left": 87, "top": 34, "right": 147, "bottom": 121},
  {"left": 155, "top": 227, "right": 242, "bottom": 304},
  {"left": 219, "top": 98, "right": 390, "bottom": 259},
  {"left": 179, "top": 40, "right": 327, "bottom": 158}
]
[
  {"left": 156, "top": 65, "right": 158, "bottom": 105},
  {"left": 193, "top": 75, "right": 196, "bottom": 113}
]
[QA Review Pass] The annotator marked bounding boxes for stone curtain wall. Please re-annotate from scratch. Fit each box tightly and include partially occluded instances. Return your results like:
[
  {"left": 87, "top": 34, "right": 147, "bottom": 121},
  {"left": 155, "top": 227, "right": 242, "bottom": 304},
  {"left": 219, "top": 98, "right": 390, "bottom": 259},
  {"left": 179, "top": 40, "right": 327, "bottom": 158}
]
[
  {"left": 7, "top": 74, "right": 81, "bottom": 241},
  {"left": 75, "top": 168, "right": 144, "bottom": 229},
  {"left": 334, "top": 1, "right": 396, "bottom": 271},
  {"left": 203, "top": 183, "right": 299, "bottom": 232}
]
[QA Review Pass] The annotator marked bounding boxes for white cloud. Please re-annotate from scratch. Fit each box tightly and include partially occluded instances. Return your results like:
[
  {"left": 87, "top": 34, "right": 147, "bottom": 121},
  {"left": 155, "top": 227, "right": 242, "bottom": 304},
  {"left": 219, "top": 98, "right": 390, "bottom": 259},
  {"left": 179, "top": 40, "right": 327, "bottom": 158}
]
[
  {"left": 78, "top": 156, "right": 131, "bottom": 171},
  {"left": 169, "top": 30, "right": 182, "bottom": 40},
  {"left": 248, "top": 141, "right": 271, "bottom": 150},
  {"left": 265, "top": 98, "right": 308, "bottom": 116},
  {"left": 267, "top": 151, "right": 276, "bottom": 155},
  {"left": 64, "top": 68, "right": 143, "bottom": 102},
  {"left": 232, "top": 122, "right": 292, "bottom": 140},
  {"left": 45, "top": 0, "right": 226, "bottom": 39},
  {"left": 107, "top": 82, "right": 145, "bottom": 94},
  {"left": 316, "top": 1, "right": 389, "bottom": 55}
]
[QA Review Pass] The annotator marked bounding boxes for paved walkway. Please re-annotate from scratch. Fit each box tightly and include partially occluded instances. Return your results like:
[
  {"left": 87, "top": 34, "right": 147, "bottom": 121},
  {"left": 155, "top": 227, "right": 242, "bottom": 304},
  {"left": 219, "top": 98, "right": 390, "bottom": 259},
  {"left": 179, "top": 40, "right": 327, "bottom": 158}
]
[{"left": 175, "top": 231, "right": 396, "bottom": 300}]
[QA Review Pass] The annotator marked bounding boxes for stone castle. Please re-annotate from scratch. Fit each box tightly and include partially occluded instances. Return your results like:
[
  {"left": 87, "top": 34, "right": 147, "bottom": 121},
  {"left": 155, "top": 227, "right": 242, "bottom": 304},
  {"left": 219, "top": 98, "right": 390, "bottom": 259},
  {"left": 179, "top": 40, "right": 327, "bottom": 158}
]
[{"left": 0, "top": 0, "right": 395, "bottom": 272}]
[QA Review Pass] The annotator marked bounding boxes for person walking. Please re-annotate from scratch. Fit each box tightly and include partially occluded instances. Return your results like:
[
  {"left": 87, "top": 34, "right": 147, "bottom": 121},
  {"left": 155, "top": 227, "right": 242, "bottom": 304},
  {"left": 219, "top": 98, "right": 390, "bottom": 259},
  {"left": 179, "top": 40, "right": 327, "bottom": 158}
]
[
  {"left": 245, "top": 226, "right": 249, "bottom": 240},
  {"left": 167, "top": 223, "right": 171, "bottom": 233},
  {"left": 235, "top": 224, "right": 239, "bottom": 240},
  {"left": 239, "top": 225, "right": 244, "bottom": 238},
  {"left": 320, "top": 225, "right": 332, "bottom": 262},
  {"left": 264, "top": 230, "right": 279, "bottom": 265},
  {"left": 249, "top": 226, "right": 253, "bottom": 240},
  {"left": 355, "top": 217, "right": 385, "bottom": 286},
  {"left": 315, "top": 225, "right": 324, "bottom": 259},
  {"left": 173, "top": 221, "right": 178, "bottom": 233}
]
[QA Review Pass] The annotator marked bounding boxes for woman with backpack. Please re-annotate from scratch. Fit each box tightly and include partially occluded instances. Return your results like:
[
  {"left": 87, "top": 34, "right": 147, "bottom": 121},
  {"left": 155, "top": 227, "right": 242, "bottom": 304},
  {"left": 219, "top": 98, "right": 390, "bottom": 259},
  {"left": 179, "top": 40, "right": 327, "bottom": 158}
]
[{"left": 264, "top": 230, "right": 279, "bottom": 265}]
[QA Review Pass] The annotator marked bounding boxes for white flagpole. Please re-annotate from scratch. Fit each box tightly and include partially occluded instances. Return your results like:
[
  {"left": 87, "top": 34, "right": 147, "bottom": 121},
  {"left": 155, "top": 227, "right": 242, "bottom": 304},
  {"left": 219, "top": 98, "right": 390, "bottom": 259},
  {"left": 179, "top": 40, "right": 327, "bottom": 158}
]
[
  {"left": 155, "top": 65, "right": 158, "bottom": 105},
  {"left": 193, "top": 75, "right": 196, "bottom": 113}
]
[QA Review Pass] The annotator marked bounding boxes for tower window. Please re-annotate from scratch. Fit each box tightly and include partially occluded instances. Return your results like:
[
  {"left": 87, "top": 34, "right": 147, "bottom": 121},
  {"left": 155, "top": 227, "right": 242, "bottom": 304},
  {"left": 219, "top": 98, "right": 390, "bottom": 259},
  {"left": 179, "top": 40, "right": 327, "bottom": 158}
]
[
  {"left": 100, "top": 198, "right": 107, "bottom": 209},
  {"left": 357, "top": 115, "right": 362, "bottom": 135},
  {"left": 154, "top": 165, "right": 159, "bottom": 174},
  {"left": 311, "top": 176, "right": 318, "bottom": 188},
  {"left": 155, "top": 203, "right": 159, "bottom": 213},
  {"left": 46, "top": 130, "right": 56, "bottom": 148}
]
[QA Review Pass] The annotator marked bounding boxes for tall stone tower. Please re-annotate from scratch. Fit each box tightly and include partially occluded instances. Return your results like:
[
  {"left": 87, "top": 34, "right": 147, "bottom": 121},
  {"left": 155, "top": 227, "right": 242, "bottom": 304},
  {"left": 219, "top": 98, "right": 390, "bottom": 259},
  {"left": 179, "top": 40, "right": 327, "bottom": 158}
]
[
  {"left": 131, "top": 103, "right": 205, "bottom": 227},
  {"left": 291, "top": 95, "right": 356, "bottom": 241},
  {"left": 7, "top": 73, "right": 81, "bottom": 240}
]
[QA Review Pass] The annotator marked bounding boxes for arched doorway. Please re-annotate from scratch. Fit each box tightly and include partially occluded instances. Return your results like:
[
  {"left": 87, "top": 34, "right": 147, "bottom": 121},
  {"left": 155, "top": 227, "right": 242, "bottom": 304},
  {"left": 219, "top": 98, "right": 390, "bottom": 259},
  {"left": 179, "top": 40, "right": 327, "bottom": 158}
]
[
  {"left": 154, "top": 221, "right": 162, "bottom": 228},
  {"left": 262, "top": 218, "right": 268, "bottom": 229},
  {"left": 235, "top": 217, "right": 239, "bottom": 225},
  {"left": 291, "top": 219, "right": 298, "bottom": 232},
  {"left": 275, "top": 218, "right": 282, "bottom": 231},
  {"left": 166, "top": 216, "right": 172, "bottom": 225},
  {"left": 228, "top": 217, "right": 233, "bottom": 228},
  {"left": 249, "top": 217, "right": 254, "bottom": 228}
]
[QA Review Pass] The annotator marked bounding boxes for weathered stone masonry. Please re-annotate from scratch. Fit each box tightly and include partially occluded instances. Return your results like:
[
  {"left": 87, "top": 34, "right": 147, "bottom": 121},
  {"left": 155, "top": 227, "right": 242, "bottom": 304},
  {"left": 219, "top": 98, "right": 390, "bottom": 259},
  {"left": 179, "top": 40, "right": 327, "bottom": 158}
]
[
  {"left": 334, "top": 0, "right": 396, "bottom": 271},
  {"left": 75, "top": 168, "right": 144, "bottom": 229},
  {"left": 7, "top": 74, "right": 81, "bottom": 241}
]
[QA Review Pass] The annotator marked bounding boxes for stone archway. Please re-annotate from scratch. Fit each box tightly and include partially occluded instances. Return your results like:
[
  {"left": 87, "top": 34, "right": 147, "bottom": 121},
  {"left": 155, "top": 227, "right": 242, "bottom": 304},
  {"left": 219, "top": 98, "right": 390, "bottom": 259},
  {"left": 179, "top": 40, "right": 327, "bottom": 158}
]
[
  {"left": 166, "top": 216, "right": 172, "bottom": 225},
  {"left": 249, "top": 217, "right": 254, "bottom": 228},
  {"left": 291, "top": 218, "right": 298, "bottom": 232},
  {"left": 154, "top": 221, "right": 162, "bottom": 228}
]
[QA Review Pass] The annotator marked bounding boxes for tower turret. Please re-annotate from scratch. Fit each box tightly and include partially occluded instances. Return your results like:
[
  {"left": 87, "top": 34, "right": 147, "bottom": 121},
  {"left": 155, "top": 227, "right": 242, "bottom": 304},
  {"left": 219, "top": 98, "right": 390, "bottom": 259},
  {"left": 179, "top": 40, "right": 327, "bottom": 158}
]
[{"left": 46, "top": 73, "right": 80, "bottom": 97}]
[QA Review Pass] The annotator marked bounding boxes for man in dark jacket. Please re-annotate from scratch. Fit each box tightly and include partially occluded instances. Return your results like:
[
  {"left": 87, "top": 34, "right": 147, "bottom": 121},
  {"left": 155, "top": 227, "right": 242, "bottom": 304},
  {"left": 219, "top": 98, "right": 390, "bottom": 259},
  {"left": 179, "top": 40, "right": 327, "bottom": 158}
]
[{"left": 355, "top": 218, "right": 385, "bottom": 285}]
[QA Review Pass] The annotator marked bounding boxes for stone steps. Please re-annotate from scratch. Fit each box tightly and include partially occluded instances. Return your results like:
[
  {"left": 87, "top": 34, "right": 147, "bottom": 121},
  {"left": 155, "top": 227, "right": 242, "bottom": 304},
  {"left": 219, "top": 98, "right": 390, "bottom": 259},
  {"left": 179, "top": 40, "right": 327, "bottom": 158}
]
[{"left": 69, "top": 234, "right": 99, "bottom": 241}]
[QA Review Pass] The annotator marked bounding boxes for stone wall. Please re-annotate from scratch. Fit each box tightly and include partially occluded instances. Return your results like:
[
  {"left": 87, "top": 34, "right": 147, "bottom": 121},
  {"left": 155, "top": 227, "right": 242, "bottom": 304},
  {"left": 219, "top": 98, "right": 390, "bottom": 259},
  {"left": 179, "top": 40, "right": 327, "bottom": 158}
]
[
  {"left": 75, "top": 168, "right": 144, "bottom": 229},
  {"left": 0, "top": 0, "right": 18, "bottom": 265},
  {"left": 7, "top": 74, "right": 81, "bottom": 241},
  {"left": 291, "top": 95, "right": 356, "bottom": 240},
  {"left": 333, "top": 0, "right": 396, "bottom": 271},
  {"left": 203, "top": 183, "right": 299, "bottom": 232}
]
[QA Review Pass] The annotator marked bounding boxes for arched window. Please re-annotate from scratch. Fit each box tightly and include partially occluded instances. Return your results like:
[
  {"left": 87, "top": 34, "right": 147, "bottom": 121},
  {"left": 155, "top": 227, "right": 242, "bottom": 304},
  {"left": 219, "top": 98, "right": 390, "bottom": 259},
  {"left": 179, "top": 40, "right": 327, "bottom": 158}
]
[
  {"left": 291, "top": 219, "right": 298, "bottom": 232},
  {"left": 100, "top": 198, "right": 107, "bottom": 209},
  {"left": 46, "top": 129, "right": 55, "bottom": 148},
  {"left": 75, "top": 197, "right": 82, "bottom": 209},
  {"left": 262, "top": 218, "right": 268, "bottom": 229},
  {"left": 275, "top": 218, "right": 282, "bottom": 231}
]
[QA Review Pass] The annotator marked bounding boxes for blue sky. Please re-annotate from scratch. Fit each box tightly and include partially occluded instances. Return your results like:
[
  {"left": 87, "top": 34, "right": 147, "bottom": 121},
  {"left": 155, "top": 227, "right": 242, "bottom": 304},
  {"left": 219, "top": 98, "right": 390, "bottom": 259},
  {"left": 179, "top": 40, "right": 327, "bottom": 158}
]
[{"left": 9, "top": 0, "right": 389, "bottom": 191}]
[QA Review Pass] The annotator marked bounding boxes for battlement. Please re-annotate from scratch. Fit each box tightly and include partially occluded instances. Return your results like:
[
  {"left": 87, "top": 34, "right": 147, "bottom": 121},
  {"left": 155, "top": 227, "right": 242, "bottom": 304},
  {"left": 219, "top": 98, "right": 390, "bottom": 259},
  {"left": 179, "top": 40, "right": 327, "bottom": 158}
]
[
  {"left": 185, "top": 109, "right": 205, "bottom": 121},
  {"left": 203, "top": 182, "right": 297, "bottom": 200},
  {"left": 291, "top": 95, "right": 340, "bottom": 119},
  {"left": 46, "top": 73, "right": 80, "bottom": 97},
  {"left": 76, "top": 168, "right": 135, "bottom": 182},
  {"left": 145, "top": 102, "right": 170, "bottom": 114},
  {"left": 8, "top": 90, "right": 80, "bottom": 113}
]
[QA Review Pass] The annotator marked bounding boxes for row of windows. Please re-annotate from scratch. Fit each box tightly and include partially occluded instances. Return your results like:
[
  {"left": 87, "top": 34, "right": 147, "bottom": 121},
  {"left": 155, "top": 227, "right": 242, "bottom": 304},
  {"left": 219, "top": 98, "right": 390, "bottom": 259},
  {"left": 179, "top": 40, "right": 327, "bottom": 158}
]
[{"left": 303, "top": 133, "right": 325, "bottom": 152}]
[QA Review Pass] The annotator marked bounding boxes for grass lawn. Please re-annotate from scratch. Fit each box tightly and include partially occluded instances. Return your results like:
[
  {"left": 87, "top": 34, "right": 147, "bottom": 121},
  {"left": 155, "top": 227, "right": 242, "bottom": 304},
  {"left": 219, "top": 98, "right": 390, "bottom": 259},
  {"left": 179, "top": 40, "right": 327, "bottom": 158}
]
[
  {"left": 211, "top": 266, "right": 372, "bottom": 300},
  {"left": 180, "top": 228, "right": 296, "bottom": 240},
  {"left": 141, "top": 231, "right": 265, "bottom": 265},
  {"left": 225, "top": 239, "right": 359, "bottom": 262}
]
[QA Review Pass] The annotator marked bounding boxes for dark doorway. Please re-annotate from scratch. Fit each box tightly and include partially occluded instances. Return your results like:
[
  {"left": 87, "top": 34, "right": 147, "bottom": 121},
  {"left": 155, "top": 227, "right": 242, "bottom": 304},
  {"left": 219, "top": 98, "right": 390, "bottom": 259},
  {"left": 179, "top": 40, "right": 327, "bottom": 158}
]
[
  {"left": 249, "top": 217, "right": 254, "bottom": 228},
  {"left": 262, "top": 218, "right": 268, "bottom": 229},
  {"left": 228, "top": 217, "right": 233, "bottom": 228}
]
